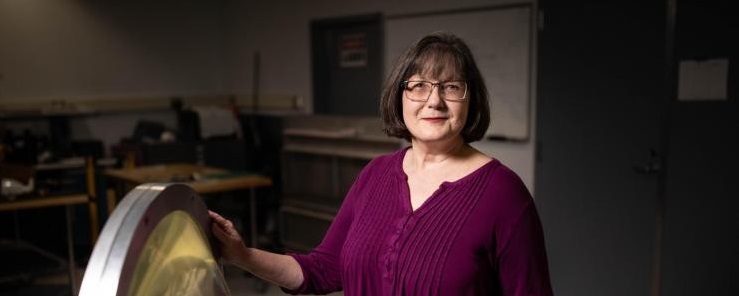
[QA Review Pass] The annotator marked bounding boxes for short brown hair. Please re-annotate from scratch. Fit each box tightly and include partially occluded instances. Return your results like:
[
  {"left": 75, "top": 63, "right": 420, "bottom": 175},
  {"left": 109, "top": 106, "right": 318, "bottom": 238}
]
[{"left": 380, "top": 31, "right": 490, "bottom": 143}]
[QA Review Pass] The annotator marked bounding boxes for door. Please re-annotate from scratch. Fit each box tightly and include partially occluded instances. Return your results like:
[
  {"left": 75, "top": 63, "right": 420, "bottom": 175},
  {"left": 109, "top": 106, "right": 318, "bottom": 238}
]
[
  {"left": 536, "top": 1, "right": 667, "bottom": 295},
  {"left": 311, "top": 14, "right": 383, "bottom": 116}
]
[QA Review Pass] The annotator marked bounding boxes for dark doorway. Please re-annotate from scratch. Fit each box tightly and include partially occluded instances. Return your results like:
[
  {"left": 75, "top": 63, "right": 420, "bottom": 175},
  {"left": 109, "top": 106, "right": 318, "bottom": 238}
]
[
  {"left": 311, "top": 13, "right": 383, "bottom": 116},
  {"left": 536, "top": 1, "right": 666, "bottom": 295}
]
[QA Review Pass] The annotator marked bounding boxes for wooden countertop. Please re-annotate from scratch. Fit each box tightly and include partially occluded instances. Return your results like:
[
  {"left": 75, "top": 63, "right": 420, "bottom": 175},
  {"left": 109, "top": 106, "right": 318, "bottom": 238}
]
[
  {"left": 0, "top": 194, "right": 89, "bottom": 212},
  {"left": 105, "top": 164, "right": 272, "bottom": 194}
]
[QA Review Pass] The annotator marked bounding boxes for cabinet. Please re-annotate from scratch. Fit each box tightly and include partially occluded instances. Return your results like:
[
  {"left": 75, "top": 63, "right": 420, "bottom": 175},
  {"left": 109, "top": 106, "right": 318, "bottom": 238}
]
[{"left": 279, "top": 116, "right": 402, "bottom": 251}]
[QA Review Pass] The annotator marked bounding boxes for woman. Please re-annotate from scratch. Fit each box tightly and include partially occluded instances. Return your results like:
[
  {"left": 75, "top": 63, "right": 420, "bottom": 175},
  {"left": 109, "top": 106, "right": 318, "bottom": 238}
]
[{"left": 210, "top": 32, "right": 553, "bottom": 295}]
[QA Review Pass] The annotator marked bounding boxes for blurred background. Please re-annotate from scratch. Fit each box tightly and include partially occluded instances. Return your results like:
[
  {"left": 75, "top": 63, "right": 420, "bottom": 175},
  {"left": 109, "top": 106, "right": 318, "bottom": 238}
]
[{"left": 0, "top": 0, "right": 734, "bottom": 295}]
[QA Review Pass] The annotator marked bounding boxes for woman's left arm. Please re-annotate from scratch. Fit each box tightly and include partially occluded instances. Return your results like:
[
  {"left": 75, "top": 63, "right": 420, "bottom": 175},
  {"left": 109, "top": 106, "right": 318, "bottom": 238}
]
[
  {"left": 489, "top": 169, "right": 554, "bottom": 296},
  {"left": 494, "top": 201, "right": 553, "bottom": 296}
]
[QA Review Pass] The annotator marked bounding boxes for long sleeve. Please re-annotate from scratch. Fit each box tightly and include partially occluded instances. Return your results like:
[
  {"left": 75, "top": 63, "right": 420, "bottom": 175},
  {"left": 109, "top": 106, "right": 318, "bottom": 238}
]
[{"left": 489, "top": 169, "right": 553, "bottom": 296}]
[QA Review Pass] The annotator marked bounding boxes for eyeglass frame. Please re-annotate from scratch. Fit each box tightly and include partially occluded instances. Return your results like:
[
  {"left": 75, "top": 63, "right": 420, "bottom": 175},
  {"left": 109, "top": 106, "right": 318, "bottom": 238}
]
[{"left": 401, "top": 80, "right": 469, "bottom": 102}]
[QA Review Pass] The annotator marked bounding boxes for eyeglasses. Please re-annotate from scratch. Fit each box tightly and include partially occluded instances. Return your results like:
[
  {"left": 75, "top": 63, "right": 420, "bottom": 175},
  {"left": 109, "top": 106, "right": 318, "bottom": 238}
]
[{"left": 402, "top": 80, "right": 468, "bottom": 102}]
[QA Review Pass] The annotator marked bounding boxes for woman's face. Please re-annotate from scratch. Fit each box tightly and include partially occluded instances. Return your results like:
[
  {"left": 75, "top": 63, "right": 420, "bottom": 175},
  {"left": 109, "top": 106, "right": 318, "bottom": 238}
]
[{"left": 402, "top": 73, "right": 469, "bottom": 145}]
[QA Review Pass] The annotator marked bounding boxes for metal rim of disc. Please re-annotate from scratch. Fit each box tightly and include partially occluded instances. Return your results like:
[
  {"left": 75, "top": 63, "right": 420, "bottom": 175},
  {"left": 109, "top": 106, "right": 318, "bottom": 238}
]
[{"left": 78, "top": 183, "right": 215, "bottom": 296}]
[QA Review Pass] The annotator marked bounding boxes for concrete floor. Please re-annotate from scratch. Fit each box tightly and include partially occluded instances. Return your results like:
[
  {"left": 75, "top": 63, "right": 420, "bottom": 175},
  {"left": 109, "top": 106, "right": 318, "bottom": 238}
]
[{"left": 0, "top": 266, "right": 344, "bottom": 296}]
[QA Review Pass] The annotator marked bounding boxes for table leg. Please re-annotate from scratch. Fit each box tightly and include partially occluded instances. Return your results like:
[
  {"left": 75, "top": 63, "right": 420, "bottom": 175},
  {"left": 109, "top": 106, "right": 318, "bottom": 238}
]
[
  {"left": 249, "top": 188, "right": 258, "bottom": 248},
  {"left": 65, "top": 205, "right": 78, "bottom": 296}
]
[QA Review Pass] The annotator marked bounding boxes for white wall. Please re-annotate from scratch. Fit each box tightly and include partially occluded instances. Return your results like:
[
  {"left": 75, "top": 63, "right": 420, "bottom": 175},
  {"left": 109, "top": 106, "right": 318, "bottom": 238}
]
[{"left": 222, "top": 0, "right": 538, "bottom": 191}]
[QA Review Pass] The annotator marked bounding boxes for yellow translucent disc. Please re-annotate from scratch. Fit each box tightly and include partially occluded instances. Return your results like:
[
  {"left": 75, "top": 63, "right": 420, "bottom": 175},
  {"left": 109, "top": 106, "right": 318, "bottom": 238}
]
[{"left": 127, "top": 210, "right": 229, "bottom": 296}]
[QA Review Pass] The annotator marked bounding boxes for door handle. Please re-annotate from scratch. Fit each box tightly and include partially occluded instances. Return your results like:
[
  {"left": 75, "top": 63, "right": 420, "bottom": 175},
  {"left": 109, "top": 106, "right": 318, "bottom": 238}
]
[{"left": 633, "top": 148, "right": 662, "bottom": 174}]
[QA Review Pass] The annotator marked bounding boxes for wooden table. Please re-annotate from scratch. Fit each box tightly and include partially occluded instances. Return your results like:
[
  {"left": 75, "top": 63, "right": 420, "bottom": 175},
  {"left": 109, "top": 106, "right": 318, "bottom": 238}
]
[
  {"left": 0, "top": 194, "right": 88, "bottom": 212},
  {"left": 105, "top": 164, "right": 273, "bottom": 248},
  {"left": 0, "top": 194, "right": 90, "bottom": 295}
]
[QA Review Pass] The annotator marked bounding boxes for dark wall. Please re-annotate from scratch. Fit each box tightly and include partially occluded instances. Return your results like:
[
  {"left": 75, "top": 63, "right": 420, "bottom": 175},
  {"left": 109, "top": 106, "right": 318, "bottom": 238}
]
[{"left": 661, "top": 0, "right": 737, "bottom": 295}]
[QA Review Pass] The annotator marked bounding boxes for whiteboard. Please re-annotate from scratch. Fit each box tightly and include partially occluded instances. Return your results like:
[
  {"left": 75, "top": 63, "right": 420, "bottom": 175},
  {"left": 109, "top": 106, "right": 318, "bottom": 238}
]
[{"left": 385, "top": 5, "right": 532, "bottom": 140}]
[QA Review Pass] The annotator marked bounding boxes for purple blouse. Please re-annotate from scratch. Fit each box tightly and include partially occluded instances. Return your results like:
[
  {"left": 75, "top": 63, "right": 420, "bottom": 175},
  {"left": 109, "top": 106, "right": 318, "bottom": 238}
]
[{"left": 286, "top": 148, "right": 553, "bottom": 295}]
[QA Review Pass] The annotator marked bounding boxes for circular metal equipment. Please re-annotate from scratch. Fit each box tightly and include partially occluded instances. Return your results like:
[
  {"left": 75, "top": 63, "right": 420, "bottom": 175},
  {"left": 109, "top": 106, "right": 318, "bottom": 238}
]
[{"left": 79, "top": 183, "right": 230, "bottom": 296}]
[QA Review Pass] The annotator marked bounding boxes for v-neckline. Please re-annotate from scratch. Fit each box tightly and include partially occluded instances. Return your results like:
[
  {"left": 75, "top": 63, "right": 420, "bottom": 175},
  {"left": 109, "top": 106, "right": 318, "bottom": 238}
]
[
  {"left": 402, "top": 177, "right": 452, "bottom": 213},
  {"left": 395, "top": 147, "right": 497, "bottom": 215}
]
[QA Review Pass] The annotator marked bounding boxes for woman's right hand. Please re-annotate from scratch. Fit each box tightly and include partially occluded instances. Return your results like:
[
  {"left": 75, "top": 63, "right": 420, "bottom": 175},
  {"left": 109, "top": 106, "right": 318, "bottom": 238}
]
[
  {"left": 209, "top": 210, "right": 304, "bottom": 289},
  {"left": 209, "top": 210, "right": 248, "bottom": 266}
]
